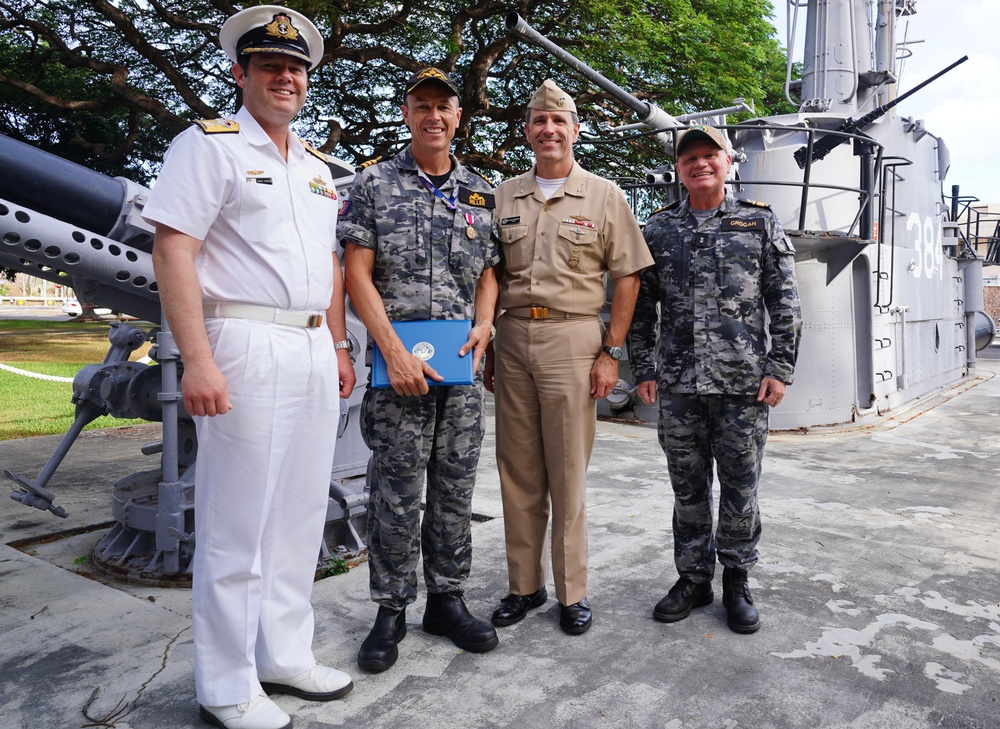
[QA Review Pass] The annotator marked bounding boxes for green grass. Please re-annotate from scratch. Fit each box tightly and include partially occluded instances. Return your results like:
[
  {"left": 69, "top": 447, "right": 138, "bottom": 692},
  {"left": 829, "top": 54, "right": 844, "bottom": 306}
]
[
  {"left": 316, "top": 555, "right": 351, "bottom": 578},
  {"left": 0, "top": 319, "right": 152, "bottom": 440}
]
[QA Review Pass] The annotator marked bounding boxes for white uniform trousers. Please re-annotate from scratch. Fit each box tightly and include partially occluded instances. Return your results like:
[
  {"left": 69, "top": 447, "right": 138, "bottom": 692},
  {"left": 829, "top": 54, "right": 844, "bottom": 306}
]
[{"left": 192, "top": 317, "right": 340, "bottom": 707}]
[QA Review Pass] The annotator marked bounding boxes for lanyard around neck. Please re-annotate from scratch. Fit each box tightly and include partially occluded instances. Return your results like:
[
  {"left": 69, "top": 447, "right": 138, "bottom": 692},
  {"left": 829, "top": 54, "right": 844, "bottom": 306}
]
[{"left": 418, "top": 172, "right": 458, "bottom": 211}]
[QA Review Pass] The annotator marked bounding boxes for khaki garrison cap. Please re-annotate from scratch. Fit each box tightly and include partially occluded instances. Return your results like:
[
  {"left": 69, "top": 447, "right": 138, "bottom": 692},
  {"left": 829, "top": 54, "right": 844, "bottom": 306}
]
[{"left": 527, "top": 79, "right": 577, "bottom": 114}]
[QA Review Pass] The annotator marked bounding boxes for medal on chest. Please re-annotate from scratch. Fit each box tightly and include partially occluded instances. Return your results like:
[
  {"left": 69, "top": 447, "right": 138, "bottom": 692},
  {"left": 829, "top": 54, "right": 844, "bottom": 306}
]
[{"left": 465, "top": 212, "right": 476, "bottom": 239}]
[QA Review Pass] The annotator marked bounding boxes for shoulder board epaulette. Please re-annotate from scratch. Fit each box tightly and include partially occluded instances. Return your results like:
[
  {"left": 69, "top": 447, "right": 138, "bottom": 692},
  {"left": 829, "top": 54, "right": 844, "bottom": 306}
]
[
  {"left": 356, "top": 156, "right": 383, "bottom": 172},
  {"left": 650, "top": 200, "right": 681, "bottom": 215},
  {"left": 469, "top": 169, "right": 494, "bottom": 189},
  {"left": 301, "top": 140, "right": 330, "bottom": 162},
  {"left": 738, "top": 198, "right": 771, "bottom": 209},
  {"left": 193, "top": 118, "right": 239, "bottom": 134}
]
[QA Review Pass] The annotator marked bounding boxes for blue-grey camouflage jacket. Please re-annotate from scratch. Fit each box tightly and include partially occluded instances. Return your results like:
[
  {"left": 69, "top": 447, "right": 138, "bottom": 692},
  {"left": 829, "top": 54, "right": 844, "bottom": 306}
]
[
  {"left": 629, "top": 192, "right": 802, "bottom": 395},
  {"left": 338, "top": 146, "right": 500, "bottom": 323}
]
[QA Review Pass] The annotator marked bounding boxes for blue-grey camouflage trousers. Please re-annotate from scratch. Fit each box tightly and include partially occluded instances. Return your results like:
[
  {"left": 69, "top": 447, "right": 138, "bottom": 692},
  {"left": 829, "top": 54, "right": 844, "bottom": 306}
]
[
  {"left": 360, "top": 383, "right": 485, "bottom": 609},
  {"left": 657, "top": 393, "right": 769, "bottom": 582}
]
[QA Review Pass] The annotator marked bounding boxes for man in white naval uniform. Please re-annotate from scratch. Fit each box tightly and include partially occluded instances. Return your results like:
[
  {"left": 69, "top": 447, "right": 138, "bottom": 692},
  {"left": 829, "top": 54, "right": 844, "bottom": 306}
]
[{"left": 144, "top": 6, "right": 355, "bottom": 729}]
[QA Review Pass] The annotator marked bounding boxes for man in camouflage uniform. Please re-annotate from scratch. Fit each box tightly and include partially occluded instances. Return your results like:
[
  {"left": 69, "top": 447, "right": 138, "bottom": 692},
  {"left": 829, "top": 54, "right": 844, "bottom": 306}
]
[
  {"left": 629, "top": 124, "right": 801, "bottom": 634},
  {"left": 341, "top": 68, "right": 500, "bottom": 672}
]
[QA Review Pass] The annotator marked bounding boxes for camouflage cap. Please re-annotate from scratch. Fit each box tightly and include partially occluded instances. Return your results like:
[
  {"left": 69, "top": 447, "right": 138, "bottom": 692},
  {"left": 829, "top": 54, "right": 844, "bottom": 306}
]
[
  {"left": 527, "top": 79, "right": 577, "bottom": 114},
  {"left": 675, "top": 125, "right": 729, "bottom": 156},
  {"left": 220, "top": 5, "right": 324, "bottom": 71},
  {"left": 405, "top": 67, "right": 461, "bottom": 98}
]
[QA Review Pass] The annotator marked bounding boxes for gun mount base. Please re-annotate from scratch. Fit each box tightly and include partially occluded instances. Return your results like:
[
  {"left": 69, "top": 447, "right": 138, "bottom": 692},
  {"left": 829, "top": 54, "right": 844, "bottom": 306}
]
[
  {"left": 321, "top": 474, "right": 369, "bottom": 566},
  {"left": 92, "top": 468, "right": 195, "bottom": 586},
  {"left": 90, "top": 468, "right": 370, "bottom": 586}
]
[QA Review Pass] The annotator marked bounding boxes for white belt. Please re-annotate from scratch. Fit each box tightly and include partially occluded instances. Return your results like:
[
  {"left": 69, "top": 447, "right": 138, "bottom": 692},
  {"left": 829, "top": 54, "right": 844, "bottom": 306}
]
[{"left": 203, "top": 303, "right": 324, "bottom": 329}]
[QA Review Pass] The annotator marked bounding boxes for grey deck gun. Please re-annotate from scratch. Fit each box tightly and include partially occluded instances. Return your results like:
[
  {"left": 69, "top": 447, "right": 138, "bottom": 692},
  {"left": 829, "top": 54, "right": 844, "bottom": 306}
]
[
  {"left": 793, "top": 55, "right": 968, "bottom": 168},
  {"left": 0, "top": 133, "right": 369, "bottom": 580},
  {"left": 505, "top": 13, "right": 756, "bottom": 158}
]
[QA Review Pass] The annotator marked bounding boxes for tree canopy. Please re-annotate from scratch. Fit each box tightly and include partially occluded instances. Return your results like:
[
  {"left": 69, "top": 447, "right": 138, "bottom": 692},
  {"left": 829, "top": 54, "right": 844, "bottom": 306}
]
[{"left": 0, "top": 0, "right": 791, "bottom": 185}]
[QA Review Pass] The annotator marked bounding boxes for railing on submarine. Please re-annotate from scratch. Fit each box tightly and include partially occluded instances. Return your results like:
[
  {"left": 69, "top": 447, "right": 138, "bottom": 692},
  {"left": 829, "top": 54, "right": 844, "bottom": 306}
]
[
  {"left": 603, "top": 123, "right": 883, "bottom": 244},
  {"left": 948, "top": 189, "right": 1000, "bottom": 267},
  {"left": 0, "top": 132, "right": 370, "bottom": 579}
]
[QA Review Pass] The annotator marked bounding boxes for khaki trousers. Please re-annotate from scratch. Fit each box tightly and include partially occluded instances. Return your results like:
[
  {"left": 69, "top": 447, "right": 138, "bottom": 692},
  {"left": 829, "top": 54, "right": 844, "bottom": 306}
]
[{"left": 493, "top": 313, "right": 601, "bottom": 605}]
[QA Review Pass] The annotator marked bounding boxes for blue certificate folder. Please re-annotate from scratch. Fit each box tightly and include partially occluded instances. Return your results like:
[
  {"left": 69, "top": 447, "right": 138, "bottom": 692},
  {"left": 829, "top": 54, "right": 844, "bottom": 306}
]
[{"left": 371, "top": 320, "right": 474, "bottom": 388}]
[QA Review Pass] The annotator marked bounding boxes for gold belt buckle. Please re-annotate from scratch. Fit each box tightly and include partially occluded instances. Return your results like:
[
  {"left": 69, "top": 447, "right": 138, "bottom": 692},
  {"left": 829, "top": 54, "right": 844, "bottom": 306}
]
[
  {"left": 306, "top": 314, "right": 324, "bottom": 328},
  {"left": 529, "top": 306, "right": 549, "bottom": 319}
]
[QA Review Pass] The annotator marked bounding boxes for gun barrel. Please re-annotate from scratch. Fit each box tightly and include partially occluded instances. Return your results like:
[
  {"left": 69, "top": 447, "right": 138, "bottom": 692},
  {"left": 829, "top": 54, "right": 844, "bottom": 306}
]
[
  {"left": 795, "top": 55, "right": 969, "bottom": 168},
  {"left": 505, "top": 12, "right": 679, "bottom": 134},
  {"left": 0, "top": 195, "right": 161, "bottom": 322},
  {"left": 0, "top": 133, "right": 129, "bottom": 238},
  {"left": 881, "top": 55, "right": 968, "bottom": 115}
]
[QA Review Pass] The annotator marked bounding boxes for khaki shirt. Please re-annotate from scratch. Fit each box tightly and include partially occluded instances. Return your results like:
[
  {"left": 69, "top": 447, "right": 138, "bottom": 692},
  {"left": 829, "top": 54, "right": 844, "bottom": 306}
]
[{"left": 492, "top": 162, "right": 652, "bottom": 314}]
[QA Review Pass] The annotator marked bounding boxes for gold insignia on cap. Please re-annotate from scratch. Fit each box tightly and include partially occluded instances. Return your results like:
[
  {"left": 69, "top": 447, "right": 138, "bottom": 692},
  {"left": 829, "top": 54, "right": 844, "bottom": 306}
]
[
  {"left": 527, "top": 79, "right": 577, "bottom": 114},
  {"left": 469, "top": 192, "right": 486, "bottom": 207},
  {"left": 265, "top": 14, "right": 299, "bottom": 41},
  {"left": 418, "top": 68, "right": 448, "bottom": 82}
]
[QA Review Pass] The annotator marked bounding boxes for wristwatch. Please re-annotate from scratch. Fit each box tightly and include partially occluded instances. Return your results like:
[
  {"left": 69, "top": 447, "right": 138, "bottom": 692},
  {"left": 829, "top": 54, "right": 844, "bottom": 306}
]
[
  {"left": 602, "top": 345, "right": 622, "bottom": 360},
  {"left": 334, "top": 339, "right": 352, "bottom": 352}
]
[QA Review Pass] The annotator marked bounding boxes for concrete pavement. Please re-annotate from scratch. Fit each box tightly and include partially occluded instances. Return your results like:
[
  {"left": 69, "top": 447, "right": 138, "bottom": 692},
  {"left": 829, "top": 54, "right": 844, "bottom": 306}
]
[{"left": 1, "top": 362, "right": 999, "bottom": 728}]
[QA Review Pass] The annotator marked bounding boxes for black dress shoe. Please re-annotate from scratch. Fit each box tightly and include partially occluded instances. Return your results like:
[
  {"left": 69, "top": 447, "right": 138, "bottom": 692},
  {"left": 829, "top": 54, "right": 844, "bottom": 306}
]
[
  {"left": 722, "top": 567, "right": 760, "bottom": 634},
  {"left": 358, "top": 606, "right": 407, "bottom": 672},
  {"left": 423, "top": 592, "right": 499, "bottom": 652},
  {"left": 653, "top": 578, "right": 714, "bottom": 623},
  {"left": 559, "top": 597, "right": 592, "bottom": 635},
  {"left": 491, "top": 588, "right": 548, "bottom": 627}
]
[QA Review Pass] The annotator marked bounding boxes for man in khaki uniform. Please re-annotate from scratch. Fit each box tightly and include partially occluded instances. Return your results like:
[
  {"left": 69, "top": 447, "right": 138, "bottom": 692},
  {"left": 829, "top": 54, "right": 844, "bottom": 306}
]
[{"left": 486, "top": 80, "right": 653, "bottom": 635}]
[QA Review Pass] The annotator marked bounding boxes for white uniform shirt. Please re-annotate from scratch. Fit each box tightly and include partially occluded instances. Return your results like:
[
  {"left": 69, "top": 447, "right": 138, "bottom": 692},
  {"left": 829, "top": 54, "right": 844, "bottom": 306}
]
[{"left": 142, "top": 106, "right": 338, "bottom": 312}]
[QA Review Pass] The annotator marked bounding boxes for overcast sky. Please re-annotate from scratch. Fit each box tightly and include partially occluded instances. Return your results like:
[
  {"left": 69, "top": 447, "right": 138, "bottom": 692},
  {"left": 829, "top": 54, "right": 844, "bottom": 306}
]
[{"left": 769, "top": 0, "right": 999, "bottom": 206}]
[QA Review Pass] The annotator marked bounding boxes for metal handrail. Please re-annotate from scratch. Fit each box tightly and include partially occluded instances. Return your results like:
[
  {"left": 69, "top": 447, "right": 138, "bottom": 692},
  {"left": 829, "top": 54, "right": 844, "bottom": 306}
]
[
  {"left": 946, "top": 196, "right": 1000, "bottom": 265},
  {"left": 874, "top": 157, "right": 913, "bottom": 310},
  {"left": 588, "top": 122, "right": 882, "bottom": 235}
]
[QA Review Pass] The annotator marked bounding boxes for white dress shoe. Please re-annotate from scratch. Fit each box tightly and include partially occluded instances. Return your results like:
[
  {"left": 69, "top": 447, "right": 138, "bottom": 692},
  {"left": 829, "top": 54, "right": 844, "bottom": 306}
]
[
  {"left": 260, "top": 664, "right": 354, "bottom": 701},
  {"left": 199, "top": 692, "right": 291, "bottom": 729}
]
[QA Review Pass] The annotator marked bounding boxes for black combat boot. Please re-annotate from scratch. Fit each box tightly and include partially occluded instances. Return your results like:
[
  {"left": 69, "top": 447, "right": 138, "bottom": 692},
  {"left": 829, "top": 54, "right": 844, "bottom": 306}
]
[
  {"left": 423, "top": 592, "right": 499, "bottom": 652},
  {"left": 722, "top": 568, "right": 761, "bottom": 633},
  {"left": 357, "top": 605, "right": 407, "bottom": 672},
  {"left": 653, "top": 578, "right": 714, "bottom": 622}
]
